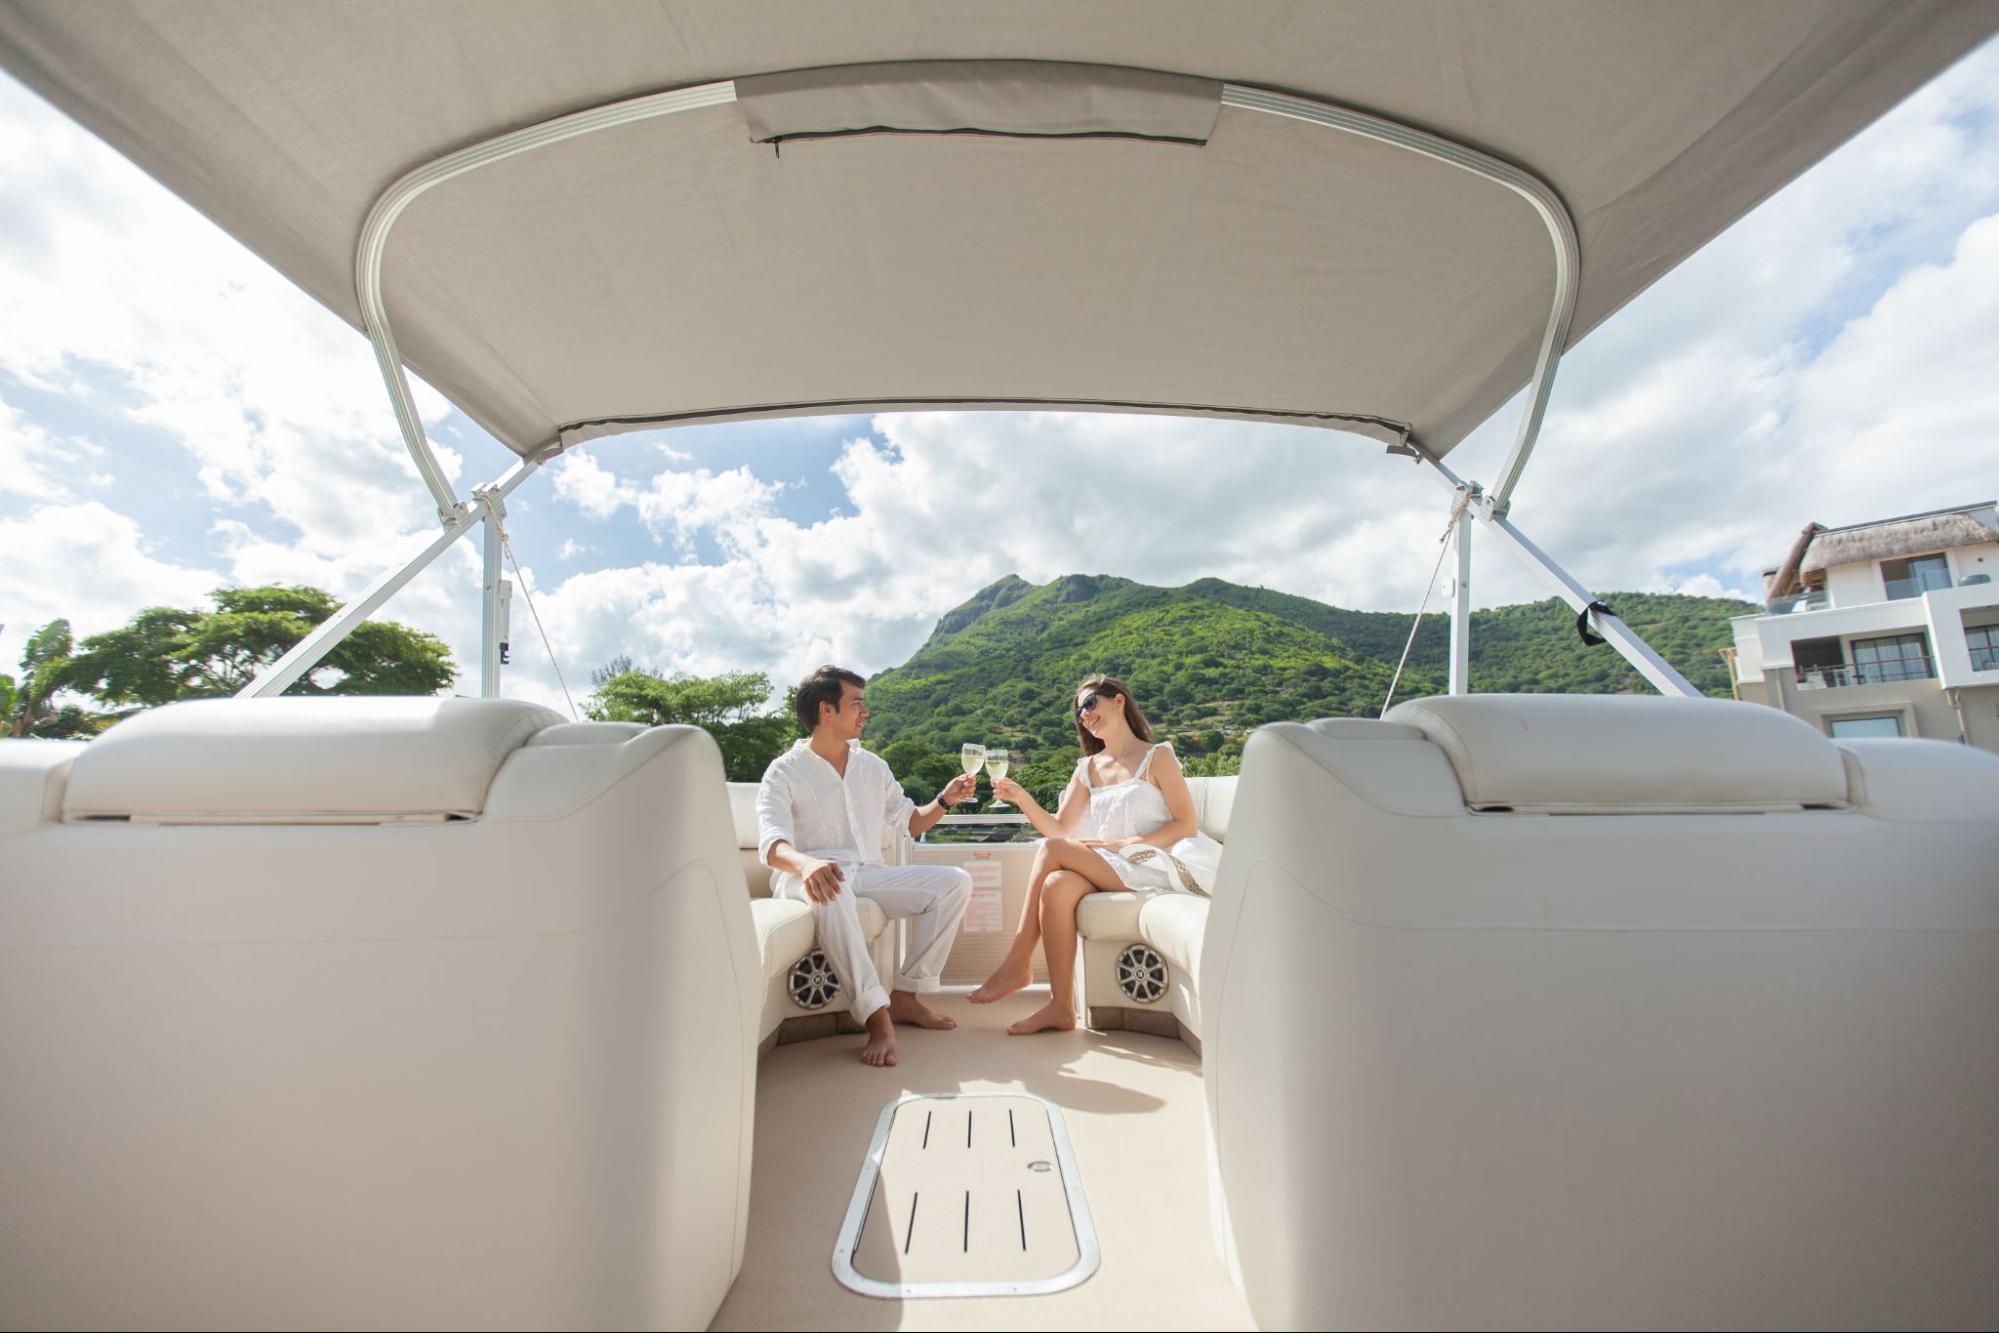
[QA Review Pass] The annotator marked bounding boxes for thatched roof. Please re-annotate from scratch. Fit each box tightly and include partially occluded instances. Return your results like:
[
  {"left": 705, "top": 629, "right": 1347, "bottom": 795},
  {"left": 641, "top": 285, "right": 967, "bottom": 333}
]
[{"left": 1799, "top": 506, "right": 1999, "bottom": 575}]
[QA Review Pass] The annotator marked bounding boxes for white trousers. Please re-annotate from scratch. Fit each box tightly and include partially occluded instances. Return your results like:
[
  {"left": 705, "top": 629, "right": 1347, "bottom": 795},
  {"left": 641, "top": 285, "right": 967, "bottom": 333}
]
[{"left": 772, "top": 863, "right": 974, "bottom": 1023}]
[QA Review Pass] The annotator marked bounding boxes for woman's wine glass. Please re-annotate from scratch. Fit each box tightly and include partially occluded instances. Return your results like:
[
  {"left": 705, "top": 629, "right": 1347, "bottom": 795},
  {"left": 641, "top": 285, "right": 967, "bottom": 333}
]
[
  {"left": 985, "top": 747, "right": 1011, "bottom": 808},
  {"left": 958, "top": 743, "right": 986, "bottom": 804}
]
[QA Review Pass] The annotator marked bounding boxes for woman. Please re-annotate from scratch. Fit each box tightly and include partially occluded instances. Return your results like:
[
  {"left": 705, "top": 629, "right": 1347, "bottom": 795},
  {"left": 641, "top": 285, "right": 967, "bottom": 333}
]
[{"left": 969, "top": 674, "right": 1221, "bottom": 1035}]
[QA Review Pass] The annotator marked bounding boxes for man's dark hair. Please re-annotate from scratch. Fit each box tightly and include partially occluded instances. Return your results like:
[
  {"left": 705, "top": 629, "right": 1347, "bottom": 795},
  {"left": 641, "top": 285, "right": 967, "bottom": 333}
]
[{"left": 795, "top": 665, "right": 865, "bottom": 734}]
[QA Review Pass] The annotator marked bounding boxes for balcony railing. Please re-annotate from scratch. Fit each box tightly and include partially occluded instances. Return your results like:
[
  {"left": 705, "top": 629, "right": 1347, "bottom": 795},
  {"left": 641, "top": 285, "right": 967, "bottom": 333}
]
[
  {"left": 1794, "top": 657, "right": 1936, "bottom": 689},
  {"left": 921, "top": 812, "right": 1033, "bottom": 844},
  {"left": 1884, "top": 575, "right": 1951, "bottom": 601}
]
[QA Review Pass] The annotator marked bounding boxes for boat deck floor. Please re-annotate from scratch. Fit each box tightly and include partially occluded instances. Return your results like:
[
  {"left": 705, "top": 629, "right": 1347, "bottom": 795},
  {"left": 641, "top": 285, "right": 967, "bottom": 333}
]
[{"left": 711, "top": 989, "right": 1254, "bottom": 1331}]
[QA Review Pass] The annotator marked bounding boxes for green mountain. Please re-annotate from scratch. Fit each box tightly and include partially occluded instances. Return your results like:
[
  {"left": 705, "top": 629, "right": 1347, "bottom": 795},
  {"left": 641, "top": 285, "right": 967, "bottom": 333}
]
[{"left": 861, "top": 574, "right": 1751, "bottom": 804}]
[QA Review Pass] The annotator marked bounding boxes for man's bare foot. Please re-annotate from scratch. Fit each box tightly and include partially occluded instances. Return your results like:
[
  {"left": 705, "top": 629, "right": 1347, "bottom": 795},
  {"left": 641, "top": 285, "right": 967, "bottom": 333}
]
[
  {"left": 860, "top": 1009, "right": 898, "bottom": 1066},
  {"left": 1006, "top": 1001, "right": 1078, "bottom": 1036},
  {"left": 969, "top": 960, "right": 1033, "bottom": 1005},
  {"left": 887, "top": 991, "right": 957, "bottom": 1030}
]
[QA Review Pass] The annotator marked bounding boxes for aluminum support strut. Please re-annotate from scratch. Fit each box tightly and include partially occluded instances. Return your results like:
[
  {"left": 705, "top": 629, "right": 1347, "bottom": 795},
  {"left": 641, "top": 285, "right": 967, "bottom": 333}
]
[
  {"left": 477, "top": 488, "right": 512, "bottom": 697},
  {"left": 1449, "top": 505, "right": 1472, "bottom": 694},
  {"left": 1224, "top": 84, "right": 1579, "bottom": 515},
  {"left": 239, "top": 458, "right": 541, "bottom": 698},
  {"left": 1415, "top": 452, "right": 1700, "bottom": 699},
  {"left": 355, "top": 79, "right": 735, "bottom": 521}
]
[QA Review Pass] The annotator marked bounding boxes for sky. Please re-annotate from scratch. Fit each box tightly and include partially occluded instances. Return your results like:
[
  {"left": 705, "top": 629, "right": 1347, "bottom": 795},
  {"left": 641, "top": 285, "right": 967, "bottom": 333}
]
[{"left": 4, "top": 39, "right": 1998, "bottom": 716}]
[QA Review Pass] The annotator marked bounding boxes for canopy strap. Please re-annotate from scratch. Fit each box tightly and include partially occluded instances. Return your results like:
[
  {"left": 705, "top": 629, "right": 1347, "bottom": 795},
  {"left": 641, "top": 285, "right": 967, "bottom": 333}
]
[
  {"left": 1575, "top": 599, "right": 1617, "bottom": 647},
  {"left": 501, "top": 530, "right": 578, "bottom": 721},
  {"left": 1380, "top": 490, "right": 1475, "bottom": 718}
]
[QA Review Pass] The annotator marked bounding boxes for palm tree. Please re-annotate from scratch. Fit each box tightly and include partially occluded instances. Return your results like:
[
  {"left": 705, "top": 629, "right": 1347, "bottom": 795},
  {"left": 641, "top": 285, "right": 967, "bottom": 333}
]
[{"left": 5, "top": 619, "right": 95, "bottom": 737}]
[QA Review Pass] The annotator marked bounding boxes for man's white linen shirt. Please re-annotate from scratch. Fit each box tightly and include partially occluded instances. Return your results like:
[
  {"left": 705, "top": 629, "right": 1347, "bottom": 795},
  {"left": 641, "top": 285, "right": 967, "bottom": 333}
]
[{"left": 757, "top": 739, "right": 916, "bottom": 868}]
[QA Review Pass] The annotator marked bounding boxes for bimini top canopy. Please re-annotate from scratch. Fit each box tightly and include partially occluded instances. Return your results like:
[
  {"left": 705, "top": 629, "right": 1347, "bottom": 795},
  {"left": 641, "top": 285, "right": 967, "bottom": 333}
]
[{"left": 2, "top": 2, "right": 1993, "bottom": 473}]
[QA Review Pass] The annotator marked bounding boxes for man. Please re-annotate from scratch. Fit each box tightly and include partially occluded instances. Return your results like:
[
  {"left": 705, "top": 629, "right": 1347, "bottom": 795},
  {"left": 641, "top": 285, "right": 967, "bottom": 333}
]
[{"left": 757, "top": 666, "right": 976, "bottom": 1067}]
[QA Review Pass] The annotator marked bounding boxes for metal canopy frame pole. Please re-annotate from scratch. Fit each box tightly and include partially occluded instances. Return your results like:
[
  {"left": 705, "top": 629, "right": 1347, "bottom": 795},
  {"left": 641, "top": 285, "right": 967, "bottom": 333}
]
[
  {"left": 353, "top": 78, "right": 737, "bottom": 524},
  {"left": 479, "top": 501, "right": 505, "bottom": 697},
  {"left": 266, "top": 81, "right": 741, "bottom": 699},
  {"left": 238, "top": 458, "right": 541, "bottom": 698},
  {"left": 1449, "top": 507, "right": 1472, "bottom": 694},
  {"left": 1221, "top": 83, "right": 1580, "bottom": 693},
  {"left": 1222, "top": 84, "right": 1579, "bottom": 516},
  {"left": 1415, "top": 450, "right": 1700, "bottom": 698}
]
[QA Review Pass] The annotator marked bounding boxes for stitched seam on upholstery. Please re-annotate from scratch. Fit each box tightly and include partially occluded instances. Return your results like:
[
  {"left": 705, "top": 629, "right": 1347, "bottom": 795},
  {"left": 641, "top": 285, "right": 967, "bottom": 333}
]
[{"left": 485, "top": 727, "right": 697, "bottom": 824}]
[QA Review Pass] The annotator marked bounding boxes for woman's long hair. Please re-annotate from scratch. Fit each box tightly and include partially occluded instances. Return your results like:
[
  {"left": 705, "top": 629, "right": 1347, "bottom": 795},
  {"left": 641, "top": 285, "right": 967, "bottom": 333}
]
[{"left": 1073, "top": 673, "right": 1153, "bottom": 755}]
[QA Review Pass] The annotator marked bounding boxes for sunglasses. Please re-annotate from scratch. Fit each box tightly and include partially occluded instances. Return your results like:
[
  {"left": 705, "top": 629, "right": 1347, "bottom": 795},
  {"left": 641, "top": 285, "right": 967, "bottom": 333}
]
[{"left": 1075, "top": 691, "right": 1104, "bottom": 719}]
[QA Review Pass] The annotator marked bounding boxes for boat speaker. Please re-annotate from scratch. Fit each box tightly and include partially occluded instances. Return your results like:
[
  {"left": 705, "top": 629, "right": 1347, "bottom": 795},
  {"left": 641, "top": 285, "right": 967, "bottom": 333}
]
[
  {"left": 788, "top": 948, "right": 841, "bottom": 1010},
  {"left": 1115, "top": 943, "right": 1168, "bottom": 1004}
]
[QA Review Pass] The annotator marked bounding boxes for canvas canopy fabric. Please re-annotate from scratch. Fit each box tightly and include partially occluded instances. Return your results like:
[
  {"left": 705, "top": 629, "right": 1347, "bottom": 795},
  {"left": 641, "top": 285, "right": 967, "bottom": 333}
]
[{"left": 1, "top": 2, "right": 1992, "bottom": 466}]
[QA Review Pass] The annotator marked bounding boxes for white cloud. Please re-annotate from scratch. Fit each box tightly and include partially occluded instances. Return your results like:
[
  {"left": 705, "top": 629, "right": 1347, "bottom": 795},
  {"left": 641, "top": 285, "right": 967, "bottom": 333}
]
[
  {"left": 520, "top": 409, "right": 1455, "bottom": 694},
  {"left": 551, "top": 448, "right": 785, "bottom": 552},
  {"left": 0, "top": 502, "right": 219, "bottom": 668},
  {"left": 0, "top": 393, "right": 108, "bottom": 501},
  {"left": 551, "top": 452, "right": 628, "bottom": 521},
  {"left": 0, "top": 74, "right": 507, "bottom": 610}
]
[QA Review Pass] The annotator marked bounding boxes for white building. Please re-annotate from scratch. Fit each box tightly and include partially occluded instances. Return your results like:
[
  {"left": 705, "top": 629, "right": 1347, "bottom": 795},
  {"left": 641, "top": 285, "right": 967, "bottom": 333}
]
[{"left": 1730, "top": 502, "right": 1999, "bottom": 749}]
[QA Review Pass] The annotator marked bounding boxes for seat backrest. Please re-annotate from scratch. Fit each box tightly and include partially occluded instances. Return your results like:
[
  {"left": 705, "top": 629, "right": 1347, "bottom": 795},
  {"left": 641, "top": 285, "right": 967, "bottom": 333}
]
[
  {"left": 727, "top": 781, "right": 773, "bottom": 896},
  {"left": 1184, "top": 775, "right": 1234, "bottom": 840},
  {"left": 1201, "top": 693, "right": 1999, "bottom": 1330},
  {"left": 0, "top": 697, "right": 761, "bottom": 1329},
  {"left": 725, "top": 778, "right": 912, "bottom": 893}
]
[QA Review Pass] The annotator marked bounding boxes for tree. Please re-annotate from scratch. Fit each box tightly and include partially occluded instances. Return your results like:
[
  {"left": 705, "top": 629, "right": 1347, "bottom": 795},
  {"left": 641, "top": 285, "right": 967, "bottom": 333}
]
[
  {"left": 3, "top": 619, "right": 111, "bottom": 738},
  {"left": 584, "top": 665, "right": 796, "bottom": 781},
  {"left": 62, "top": 586, "right": 456, "bottom": 705}
]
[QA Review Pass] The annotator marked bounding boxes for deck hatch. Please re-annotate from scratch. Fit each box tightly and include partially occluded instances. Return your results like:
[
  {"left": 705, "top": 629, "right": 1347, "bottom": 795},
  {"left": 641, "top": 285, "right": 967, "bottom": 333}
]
[{"left": 833, "top": 1092, "right": 1099, "bottom": 1298}]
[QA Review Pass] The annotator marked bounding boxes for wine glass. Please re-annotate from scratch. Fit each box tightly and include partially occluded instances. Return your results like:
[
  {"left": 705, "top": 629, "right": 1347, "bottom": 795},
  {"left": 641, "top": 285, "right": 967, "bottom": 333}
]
[
  {"left": 985, "top": 747, "right": 1011, "bottom": 808},
  {"left": 958, "top": 743, "right": 986, "bottom": 804}
]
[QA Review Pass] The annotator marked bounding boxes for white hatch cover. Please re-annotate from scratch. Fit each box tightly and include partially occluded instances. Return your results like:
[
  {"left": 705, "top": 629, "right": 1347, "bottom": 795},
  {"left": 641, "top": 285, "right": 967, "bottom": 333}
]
[{"left": 834, "top": 1092, "right": 1099, "bottom": 1298}]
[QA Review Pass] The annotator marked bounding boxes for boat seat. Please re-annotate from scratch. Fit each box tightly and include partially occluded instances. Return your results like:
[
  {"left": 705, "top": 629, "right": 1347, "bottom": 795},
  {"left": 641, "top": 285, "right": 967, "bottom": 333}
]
[
  {"left": 1077, "top": 773, "right": 1234, "bottom": 1046},
  {"left": 0, "top": 699, "right": 761, "bottom": 1331},
  {"left": 727, "top": 781, "right": 894, "bottom": 1045},
  {"left": 1202, "top": 693, "right": 1999, "bottom": 1330}
]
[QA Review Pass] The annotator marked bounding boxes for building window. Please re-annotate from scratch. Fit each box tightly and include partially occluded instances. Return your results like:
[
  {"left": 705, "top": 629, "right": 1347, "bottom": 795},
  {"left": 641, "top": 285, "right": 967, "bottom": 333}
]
[
  {"left": 1848, "top": 632, "right": 1933, "bottom": 683},
  {"left": 1790, "top": 635, "right": 1848, "bottom": 689},
  {"left": 1968, "top": 624, "right": 1999, "bottom": 673},
  {"left": 1881, "top": 553, "right": 1951, "bottom": 600},
  {"left": 1827, "top": 715, "right": 1904, "bottom": 739}
]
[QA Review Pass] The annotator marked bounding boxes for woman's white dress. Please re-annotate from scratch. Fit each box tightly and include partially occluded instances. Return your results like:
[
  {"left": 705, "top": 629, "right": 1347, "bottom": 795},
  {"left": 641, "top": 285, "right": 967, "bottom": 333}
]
[{"left": 1070, "top": 742, "right": 1222, "bottom": 894}]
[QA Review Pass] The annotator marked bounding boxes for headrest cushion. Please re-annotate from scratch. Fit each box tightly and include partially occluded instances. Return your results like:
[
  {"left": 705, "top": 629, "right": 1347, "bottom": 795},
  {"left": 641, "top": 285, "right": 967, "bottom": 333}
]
[
  {"left": 1386, "top": 694, "right": 1849, "bottom": 813},
  {"left": 64, "top": 697, "right": 561, "bottom": 823}
]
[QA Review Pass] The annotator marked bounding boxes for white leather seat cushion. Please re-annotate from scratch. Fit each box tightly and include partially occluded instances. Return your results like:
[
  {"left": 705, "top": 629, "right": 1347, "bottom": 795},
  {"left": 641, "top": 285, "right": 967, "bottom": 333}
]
[
  {"left": 1388, "top": 693, "right": 1849, "bottom": 813},
  {"left": 747, "top": 893, "right": 887, "bottom": 980},
  {"left": 1139, "top": 893, "right": 1207, "bottom": 978},
  {"left": 728, "top": 781, "right": 761, "bottom": 850},
  {"left": 1838, "top": 737, "right": 1999, "bottom": 821},
  {"left": 1185, "top": 775, "right": 1235, "bottom": 840},
  {"left": 739, "top": 848, "right": 774, "bottom": 898},
  {"left": 1077, "top": 890, "right": 1146, "bottom": 939},
  {"left": 749, "top": 899, "right": 815, "bottom": 981},
  {"left": 526, "top": 720, "right": 649, "bottom": 746},
  {"left": 1202, "top": 709, "right": 1999, "bottom": 1330},
  {"left": 64, "top": 697, "right": 561, "bottom": 822},
  {"left": 0, "top": 740, "right": 82, "bottom": 834}
]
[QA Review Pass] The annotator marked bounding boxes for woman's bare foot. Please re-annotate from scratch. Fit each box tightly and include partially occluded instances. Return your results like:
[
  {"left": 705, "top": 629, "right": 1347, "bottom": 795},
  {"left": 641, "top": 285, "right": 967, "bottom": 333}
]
[
  {"left": 1006, "top": 1001, "right": 1078, "bottom": 1036},
  {"left": 969, "top": 959, "right": 1033, "bottom": 1004},
  {"left": 887, "top": 991, "right": 957, "bottom": 1030},
  {"left": 860, "top": 1009, "right": 898, "bottom": 1066}
]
